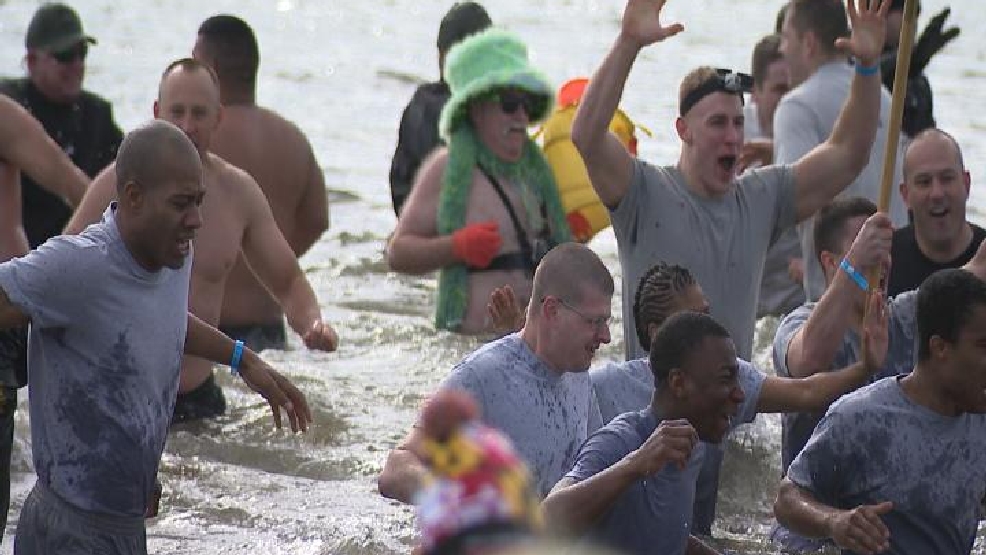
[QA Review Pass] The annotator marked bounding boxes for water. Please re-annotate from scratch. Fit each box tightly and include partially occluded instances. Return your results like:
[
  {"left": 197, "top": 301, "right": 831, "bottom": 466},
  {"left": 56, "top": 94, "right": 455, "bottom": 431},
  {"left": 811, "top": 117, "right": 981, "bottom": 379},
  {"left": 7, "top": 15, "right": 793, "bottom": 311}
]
[{"left": 1, "top": 0, "right": 985, "bottom": 552}]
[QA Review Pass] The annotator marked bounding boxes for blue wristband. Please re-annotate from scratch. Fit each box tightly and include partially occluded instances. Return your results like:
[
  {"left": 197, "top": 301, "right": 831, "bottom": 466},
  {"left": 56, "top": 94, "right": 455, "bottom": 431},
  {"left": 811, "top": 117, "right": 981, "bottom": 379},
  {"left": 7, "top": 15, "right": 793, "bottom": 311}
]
[
  {"left": 840, "top": 258, "right": 869, "bottom": 291},
  {"left": 230, "top": 340, "right": 245, "bottom": 376},
  {"left": 855, "top": 62, "right": 879, "bottom": 76}
]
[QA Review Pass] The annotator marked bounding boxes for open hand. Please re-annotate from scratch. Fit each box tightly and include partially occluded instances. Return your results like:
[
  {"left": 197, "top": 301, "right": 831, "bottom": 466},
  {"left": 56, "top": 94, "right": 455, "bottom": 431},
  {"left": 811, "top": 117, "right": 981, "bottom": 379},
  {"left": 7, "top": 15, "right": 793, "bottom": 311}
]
[
  {"left": 835, "top": 0, "right": 892, "bottom": 66},
  {"left": 487, "top": 285, "right": 524, "bottom": 335},
  {"left": 862, "top": 290, "right": 889, "bottom": 373},
  {"left": 829, "top": 501, "right": 893, "bottom": 554},
  {"left": 239, "top": 360, "right": 313, "bottom": 432},
  {"left": 303, "top": 319, "right": 339, "bottom": 352},
  {"left": 620, "top": 0, "right": 685, "bottom": 50}
]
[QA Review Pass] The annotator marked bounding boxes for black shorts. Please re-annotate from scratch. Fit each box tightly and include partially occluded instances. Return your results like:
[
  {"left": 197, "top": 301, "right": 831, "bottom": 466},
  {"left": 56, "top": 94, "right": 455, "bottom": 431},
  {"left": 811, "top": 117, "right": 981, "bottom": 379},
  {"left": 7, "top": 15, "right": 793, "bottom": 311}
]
[
  {"left": 219, "top": 321, "right": 287, "bottom": 352},
  {"left": 171, "top": 373, "right": 227, "bottom": 425}
]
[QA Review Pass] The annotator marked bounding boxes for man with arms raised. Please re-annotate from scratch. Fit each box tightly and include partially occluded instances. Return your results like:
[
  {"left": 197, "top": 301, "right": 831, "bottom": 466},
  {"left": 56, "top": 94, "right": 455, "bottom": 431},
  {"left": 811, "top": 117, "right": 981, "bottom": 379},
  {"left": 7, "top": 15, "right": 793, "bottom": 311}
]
[
  {"left": 0, "top": 120, "right": 308, "bottom": 554},
  {"left": 774, "top": 268, "right": 986, "bottom": 555},
  {"left": 573, "top": 0, "right": 891, "bottom": 534},
  {"left": 887, "top": 128, "right": 985, "bottom": 296},
  {"left": 378, "top": 243, "right": 609, "bottom": 501},
  {"left": 776, "top": 0, "right": 909, "bottom": 301},
  {"left": 65, "top": 59, "right": 338, "bottom": 424},
  {"left": 193, "top": 15, "right": 331, "bottom": 352}
]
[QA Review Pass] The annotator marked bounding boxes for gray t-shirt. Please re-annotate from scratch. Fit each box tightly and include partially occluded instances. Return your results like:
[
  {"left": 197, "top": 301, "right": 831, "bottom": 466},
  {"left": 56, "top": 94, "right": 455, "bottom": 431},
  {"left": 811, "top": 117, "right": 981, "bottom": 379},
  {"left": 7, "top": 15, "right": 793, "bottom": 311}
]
[
  {"left": 773, "top": 290, "right": 918, "bottom": 472},
  {"left": 569, "top": 363, "right": 764, "bottom": 555},
  {"left": 611, "top": 160, "right": 797, "bottom": 361},
  {"left": 744, "top": 102, "right": 805, "bottom": 319},
  {"left": 774, "top": 61, "right": 908, "bottom": 301},
  {"left": 788, "top": 376, "right": 986, "bottom": 555},
  {"left": 439, "top": 333, "right": 601, "bottom": 497},
  {"left": 0, "top": 206, "right": 191, "bottom": 517}
]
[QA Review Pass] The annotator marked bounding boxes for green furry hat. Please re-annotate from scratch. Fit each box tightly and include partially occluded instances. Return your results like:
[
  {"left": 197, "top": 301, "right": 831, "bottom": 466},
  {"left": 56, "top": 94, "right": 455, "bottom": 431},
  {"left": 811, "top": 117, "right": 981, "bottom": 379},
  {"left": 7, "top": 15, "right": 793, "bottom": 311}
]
[{"left": 439, "top": 28, "right": 554, "bottom": 140}]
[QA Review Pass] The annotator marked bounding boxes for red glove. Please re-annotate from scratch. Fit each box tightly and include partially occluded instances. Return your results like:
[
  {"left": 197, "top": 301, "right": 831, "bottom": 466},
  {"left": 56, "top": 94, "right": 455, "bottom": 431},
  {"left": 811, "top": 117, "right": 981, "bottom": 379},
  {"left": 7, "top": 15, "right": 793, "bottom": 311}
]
[
  {"left": 452, "top": 221, "right": 502, "bottom": 269},
  {"left": 566, "top": 211, "right": 592, "bottom": 243}
]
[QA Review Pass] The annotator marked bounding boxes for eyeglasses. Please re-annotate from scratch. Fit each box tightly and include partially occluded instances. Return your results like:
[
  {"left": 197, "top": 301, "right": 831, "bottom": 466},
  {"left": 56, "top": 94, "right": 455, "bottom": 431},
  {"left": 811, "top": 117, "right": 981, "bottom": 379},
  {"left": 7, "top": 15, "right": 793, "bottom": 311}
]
[
  {"left": 493, "top": 91, "right": 543, "bottom": 116},
  {"left": 50, "top": 43, "right": 88, "bottom": 64},
  {"left": 551, "top": 297, "right": 611, "bottom": 332}
]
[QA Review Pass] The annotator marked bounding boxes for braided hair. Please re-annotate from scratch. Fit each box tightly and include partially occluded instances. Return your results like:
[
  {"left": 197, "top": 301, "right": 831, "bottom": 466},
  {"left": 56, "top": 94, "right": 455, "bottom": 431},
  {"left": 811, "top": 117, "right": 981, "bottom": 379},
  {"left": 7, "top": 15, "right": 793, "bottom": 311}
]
[{"left": 633, "top": 262, "right": 697, "bottom": 352}]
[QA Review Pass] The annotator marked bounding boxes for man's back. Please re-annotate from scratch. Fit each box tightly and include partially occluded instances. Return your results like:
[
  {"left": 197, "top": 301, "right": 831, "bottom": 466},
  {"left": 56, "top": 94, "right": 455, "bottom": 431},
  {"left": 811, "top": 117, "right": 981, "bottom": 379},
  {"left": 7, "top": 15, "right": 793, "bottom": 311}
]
[
  {"left": 211, "top": 105, "right": 328, "bottom": 336},
  {"left": 774, "top": 62, "right": 907, "bottom": 300}
]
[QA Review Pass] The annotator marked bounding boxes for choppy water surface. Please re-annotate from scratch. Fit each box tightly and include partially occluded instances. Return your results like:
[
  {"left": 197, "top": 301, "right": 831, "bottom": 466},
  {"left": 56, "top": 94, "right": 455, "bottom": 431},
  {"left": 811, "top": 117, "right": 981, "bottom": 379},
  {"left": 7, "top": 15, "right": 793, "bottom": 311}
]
[{"left": 1, "top": 0, "right": 985, "bottom": 552}]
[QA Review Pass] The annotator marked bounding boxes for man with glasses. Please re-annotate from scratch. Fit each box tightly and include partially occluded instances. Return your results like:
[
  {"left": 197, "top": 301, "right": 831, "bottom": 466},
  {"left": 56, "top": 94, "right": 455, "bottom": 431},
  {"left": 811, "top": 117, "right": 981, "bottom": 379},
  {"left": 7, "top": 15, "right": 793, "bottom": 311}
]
[
  {"left": 378, "top": 243, "right": 610, "bottom": 503},
  {"left": 573, "top": 0, "right": 893, "bottom": 537},
  {"left": 0, "top": 3, "right": 122, "bottom": 249},
  {"left": 386, "top": 28, "right": 571, "bottom": 335}
]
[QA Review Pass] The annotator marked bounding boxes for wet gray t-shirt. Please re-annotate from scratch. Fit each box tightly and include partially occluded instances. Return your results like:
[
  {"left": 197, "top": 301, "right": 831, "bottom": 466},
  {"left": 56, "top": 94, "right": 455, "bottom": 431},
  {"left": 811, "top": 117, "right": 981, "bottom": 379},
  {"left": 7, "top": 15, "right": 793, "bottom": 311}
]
[
  {"left": 611, "top": 160, "right": 797, "bottom": 361},
  {"left": 569, "top": 362, "right": 763, "bottom": 555},
  {"left": 0, "top": 207, "right": 191, "bottom": 517},
  {"left": 773, "top": 291, "right": 918, "bottom": 471},
  {"left": 440, "top": 333, "right": 601, "bottom": 497},
  {"left": 788, "top": 377, "right": 986, "bottom": 555}
]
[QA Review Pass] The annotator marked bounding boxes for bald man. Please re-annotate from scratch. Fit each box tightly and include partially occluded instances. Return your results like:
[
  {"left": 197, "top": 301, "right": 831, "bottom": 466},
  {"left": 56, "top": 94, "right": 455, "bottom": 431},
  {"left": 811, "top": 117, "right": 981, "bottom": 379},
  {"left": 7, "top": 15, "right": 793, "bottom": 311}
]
[
  {"left": 2, "top": 119, "right": 309, "bottom": 554},
  {"left": 65, "top": 58, "right": 338, "bottom": 425}
]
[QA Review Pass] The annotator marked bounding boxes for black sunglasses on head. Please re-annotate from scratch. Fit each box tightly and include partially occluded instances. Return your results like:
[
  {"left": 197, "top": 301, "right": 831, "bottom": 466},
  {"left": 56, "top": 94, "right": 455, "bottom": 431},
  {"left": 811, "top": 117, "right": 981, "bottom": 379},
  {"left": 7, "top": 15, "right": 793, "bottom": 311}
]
[
  {"left": 51, "top": 43, "right": 88, "bottom": 64},
  {"left": 679, "top": 68, "right": 754, "bottom": 116}
]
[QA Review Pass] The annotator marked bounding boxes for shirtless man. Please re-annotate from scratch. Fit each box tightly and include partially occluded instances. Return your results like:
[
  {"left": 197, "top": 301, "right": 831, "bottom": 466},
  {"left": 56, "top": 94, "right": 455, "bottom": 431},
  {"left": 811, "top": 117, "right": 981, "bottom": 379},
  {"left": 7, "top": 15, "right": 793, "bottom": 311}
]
[
  {"left": 64, "top": 58, "right": 338, "bottom": 423},
  {"left": 386, "top": 28, "right": 572, "bottom": 334},
  {"left": 193, "top": 15, "right": 330, "bottom": 351}
]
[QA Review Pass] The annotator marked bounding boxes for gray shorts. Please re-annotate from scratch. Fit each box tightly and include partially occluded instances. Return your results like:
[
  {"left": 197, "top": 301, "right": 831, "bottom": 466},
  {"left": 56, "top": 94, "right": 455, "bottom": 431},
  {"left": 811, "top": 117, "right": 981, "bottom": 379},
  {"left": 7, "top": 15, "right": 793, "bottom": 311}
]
[{"left": 14, "top": 481, "right": 146, "bottom": 555}]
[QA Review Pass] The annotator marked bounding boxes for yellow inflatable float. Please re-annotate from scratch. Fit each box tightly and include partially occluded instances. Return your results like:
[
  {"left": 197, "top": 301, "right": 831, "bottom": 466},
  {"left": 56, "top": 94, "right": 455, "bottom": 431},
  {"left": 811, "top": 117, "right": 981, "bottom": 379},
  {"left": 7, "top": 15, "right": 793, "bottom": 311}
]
[{"left": 538, "top": 78, "right": 650, "bottom": 243}]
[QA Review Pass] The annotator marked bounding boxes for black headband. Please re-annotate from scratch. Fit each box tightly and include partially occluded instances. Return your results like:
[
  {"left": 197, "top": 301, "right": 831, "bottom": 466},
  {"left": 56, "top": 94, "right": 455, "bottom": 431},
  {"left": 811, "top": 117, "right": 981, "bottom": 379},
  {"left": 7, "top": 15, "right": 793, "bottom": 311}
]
[{"left": 679, "top": 69, "right": 754, "bottom": 116}]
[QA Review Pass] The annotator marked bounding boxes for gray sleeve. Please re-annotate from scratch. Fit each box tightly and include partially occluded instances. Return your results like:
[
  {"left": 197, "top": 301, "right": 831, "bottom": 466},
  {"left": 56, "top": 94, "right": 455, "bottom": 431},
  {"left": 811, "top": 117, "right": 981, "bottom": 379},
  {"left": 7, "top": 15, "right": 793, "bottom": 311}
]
[
  {"left": 785, "top": 409, "right": 850, "bottom": 504},
  {"left": 735, "top": 359, "right": 766, "bottom": 426},
  {"left": 565, "top": 427, "right": 633, "bottom": 484},
  {"left": 439, "top": 364, "right": 489, "bottom": 421},
  {"left": 773, "top": 309, "right": 810, "bottom": 378},
  {"left": 609, "top": 159, "right": 648, "bottom": 242},
  {"left": 0, "top": 237, "right": 85, "bottom": 329}
]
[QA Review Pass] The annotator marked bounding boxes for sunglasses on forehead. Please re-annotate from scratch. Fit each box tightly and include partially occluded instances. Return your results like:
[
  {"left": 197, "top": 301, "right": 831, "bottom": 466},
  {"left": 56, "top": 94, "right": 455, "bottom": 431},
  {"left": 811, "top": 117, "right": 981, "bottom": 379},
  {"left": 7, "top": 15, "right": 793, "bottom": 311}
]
[
  {"left": 679, "top": 68, "right": 754, "bottom": 116},
  {"left": 50, "top": 43, "right": 89, "bottom": 64},
  {"left": 489, "top": 90, "right": 545, "bottom": 116}
]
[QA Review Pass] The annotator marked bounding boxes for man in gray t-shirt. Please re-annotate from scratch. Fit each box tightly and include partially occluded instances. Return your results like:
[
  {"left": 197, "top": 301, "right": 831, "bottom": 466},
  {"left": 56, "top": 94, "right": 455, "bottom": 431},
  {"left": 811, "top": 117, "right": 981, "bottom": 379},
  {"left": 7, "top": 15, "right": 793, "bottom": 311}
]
[
  {"left": 0, "top": 121, "right": 309, "bottom": 555},
  {"left": 775, "top": 269, "right": 986, "bottom": 555},
  {"left": 377, "top": 243, "right": 613, "bottom": 503},
  {"left": 573, "top": 0, "right": 894, "bottom": 369}
]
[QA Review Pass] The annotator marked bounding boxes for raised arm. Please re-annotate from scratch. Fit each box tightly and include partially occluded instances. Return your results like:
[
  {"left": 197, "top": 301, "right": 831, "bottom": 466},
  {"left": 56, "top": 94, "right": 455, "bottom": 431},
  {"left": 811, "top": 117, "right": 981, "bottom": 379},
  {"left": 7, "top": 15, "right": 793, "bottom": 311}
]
[
  {"left": 62, "top": 164, "right": 119, "bottom": 235},
  {"left": 785, "top": 212, "right": 892, "bottom": 377},
  {"left": 542, "top": 419, "right": 696, "bottom": 534},
  {"left": 291, "top": 145, "right": 329, "bottom": 256},
  {"left": 572, "top": 0, "right": 682, "bottom": 209},
  {"left": 760, "top": 290, "right": 886, "bottom": 412},
  {"left": 184, "top": 312, "right": 311, "bottom": 431},
  {"left": 238, "top": 170, "right": 338, "bottom": 352},
  {"left": 0, "top": 95, "right": 88, "bottom": 207},
  {"left": 791, "top": 0, "right": 891, "bottom": 221},
  {"left": 0, "top": 162, "right": 28, "bottom": 261}
]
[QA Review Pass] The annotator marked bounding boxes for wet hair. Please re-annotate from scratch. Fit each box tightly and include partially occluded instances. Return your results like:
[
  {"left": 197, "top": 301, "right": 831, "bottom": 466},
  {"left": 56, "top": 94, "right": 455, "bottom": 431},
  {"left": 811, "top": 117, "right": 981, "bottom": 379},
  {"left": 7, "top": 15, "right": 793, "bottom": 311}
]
[
  {"left": 903, "top": 128, "right": 966, "bottom": 179},
  {"left": 813, "top": 196, "right": 877, "bottom": 263},
  {"left": 115, "top": 120, "right": 200, "bottom": 195},
  {"left": 159, "top": 57, "right": 220, "bottom": 97},
  {"left": 775, "top": 4, "right": 789, "bottom": 33},
  {"left": 678, "top": 66, "right": 722, "bottom": 116},
  {"left": 633, "top": 262, "right": 697, "bottom": 352},
  {"left": 530, "top": 243, "right": 613, "bottom": 312},
  {"left": 786, "top": 0, "right": 850, "bottom": 56},
  {"left": 649, "top": 311, "right": 730, "bottom": 386},
  {"left": 196, "top": 15, "right": 260, "bottom": 90},
  {"left": 751, "top": 35, "right": 783, "bottom": 89},
  {"left": 916, "top": 269, "right": 986, "bottom": 361}
]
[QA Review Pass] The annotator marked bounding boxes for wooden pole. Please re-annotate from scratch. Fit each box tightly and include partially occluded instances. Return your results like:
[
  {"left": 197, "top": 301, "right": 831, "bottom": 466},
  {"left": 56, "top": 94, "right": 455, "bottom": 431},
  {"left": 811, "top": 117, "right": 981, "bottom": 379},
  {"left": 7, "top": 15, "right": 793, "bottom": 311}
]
[{"left": 868, "top": 0, "right": 919, "bottom": 291}]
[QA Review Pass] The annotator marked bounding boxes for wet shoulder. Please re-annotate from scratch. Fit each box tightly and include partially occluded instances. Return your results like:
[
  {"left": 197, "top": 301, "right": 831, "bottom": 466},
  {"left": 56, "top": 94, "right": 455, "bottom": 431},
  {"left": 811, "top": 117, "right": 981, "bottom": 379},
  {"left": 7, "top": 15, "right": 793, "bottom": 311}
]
[
  {"left": 828, "top": 376, "right": 900, "bottom": 417},
  {"left": 454, "top": 334, "right": 528, "bottom": 376}
]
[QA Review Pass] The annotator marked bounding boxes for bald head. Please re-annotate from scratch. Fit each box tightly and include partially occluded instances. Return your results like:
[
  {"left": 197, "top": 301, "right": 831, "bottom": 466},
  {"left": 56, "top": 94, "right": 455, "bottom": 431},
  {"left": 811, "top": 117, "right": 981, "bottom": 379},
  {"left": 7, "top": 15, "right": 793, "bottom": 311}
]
[
  {"left": 904, "top": 128, "right": 965, "bottom": 179},
  {"left": 116, "top": 120, "right": 201, "bottom": 195},
  {"left": 530, "top": 243, "right": 614, "bottom": 309},
  {"left": 157, "top": 58, "right": 221, "bottom": 103}
]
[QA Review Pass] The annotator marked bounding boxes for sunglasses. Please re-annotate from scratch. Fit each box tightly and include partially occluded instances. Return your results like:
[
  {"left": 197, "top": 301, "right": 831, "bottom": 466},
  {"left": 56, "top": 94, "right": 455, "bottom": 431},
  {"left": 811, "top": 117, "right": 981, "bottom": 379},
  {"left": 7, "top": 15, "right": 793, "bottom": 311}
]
[
  {"left": 50, "top": 43, "right": 88, "bottom": 64},
  {"left": 492, "top": 91, "right": 543, "bottom": 116}
]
